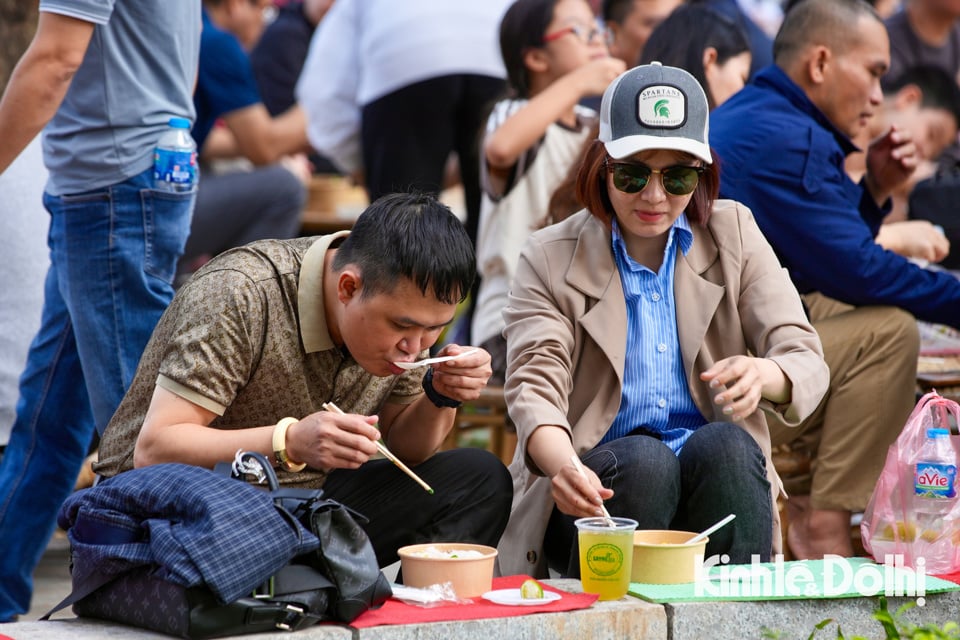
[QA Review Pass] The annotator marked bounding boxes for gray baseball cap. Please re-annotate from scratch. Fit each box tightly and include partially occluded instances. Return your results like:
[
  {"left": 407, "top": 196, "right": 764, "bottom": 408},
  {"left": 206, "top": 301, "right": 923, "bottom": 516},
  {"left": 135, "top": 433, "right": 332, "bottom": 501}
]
[{"left": 599, "top": 62, "right": 712, "bottom": 164}]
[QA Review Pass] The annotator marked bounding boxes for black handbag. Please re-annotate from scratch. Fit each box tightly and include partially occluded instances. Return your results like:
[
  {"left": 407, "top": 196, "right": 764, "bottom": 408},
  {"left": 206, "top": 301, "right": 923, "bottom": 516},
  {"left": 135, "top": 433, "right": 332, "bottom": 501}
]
[
  {"left": 230, "top": 452, "right": 393, "bottom": 623},
  {"left": 44, "top": 452, "right": 391, "bottom": 638}
]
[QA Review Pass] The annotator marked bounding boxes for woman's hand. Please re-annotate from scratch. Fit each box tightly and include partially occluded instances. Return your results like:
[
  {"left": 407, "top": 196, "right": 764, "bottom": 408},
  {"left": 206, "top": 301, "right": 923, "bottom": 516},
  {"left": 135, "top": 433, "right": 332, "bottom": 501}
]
[
  {"left": 699, "top": 355, "right": 789, "bottom": 421},
  {"left": 700, "top": 355, "right": 762, "bottom": 421},
  {"left": 551, "top": 458, "right": 614, "bottom": 518}
]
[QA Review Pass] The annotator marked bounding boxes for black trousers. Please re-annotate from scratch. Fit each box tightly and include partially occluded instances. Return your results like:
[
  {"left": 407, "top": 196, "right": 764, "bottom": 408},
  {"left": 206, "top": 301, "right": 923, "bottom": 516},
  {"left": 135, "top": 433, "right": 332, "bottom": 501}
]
[
  {"left": 323, "top": 447, "right": 512, "bottom": 568},
  {"left": 361, "top": 73, "right": 506, "bottom": 247}
]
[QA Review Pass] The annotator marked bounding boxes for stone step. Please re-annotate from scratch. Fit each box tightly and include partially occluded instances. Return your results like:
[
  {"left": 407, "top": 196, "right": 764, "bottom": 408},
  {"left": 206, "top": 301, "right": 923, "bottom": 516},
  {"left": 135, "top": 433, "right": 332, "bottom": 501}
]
[{"left": 5, "top": 580, "right": 960, "bottom": 639}]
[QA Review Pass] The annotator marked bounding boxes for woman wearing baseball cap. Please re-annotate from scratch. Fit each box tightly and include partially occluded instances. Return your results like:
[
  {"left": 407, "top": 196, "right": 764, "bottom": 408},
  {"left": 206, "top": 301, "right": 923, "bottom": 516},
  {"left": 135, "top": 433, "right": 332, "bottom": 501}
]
[{"left": 497, "top": 63, "right": 829, "bottom": 578}]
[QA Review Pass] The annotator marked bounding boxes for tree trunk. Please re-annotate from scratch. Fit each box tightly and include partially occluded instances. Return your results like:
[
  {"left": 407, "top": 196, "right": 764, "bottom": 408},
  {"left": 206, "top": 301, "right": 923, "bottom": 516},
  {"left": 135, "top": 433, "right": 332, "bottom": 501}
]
[{"left": 0, "top": 1, "right": 39, "bottom": 90}]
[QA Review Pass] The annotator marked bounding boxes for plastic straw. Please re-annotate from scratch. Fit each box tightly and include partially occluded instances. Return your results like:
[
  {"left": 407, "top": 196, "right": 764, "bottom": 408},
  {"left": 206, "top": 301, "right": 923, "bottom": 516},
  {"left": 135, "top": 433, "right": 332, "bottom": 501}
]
[{"left": 686, "top": 513, "right": 736, "bottom": 544}]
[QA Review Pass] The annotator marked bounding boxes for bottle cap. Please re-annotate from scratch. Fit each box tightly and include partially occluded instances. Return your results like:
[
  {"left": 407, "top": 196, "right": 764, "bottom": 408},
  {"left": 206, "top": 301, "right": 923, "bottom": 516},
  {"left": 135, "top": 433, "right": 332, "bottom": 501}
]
[
  {"left": 927, "top": 428, "right": 950, "bottom": 438},
  {"left": 168, "top": 116, "right": 191, "bottom": 129}
]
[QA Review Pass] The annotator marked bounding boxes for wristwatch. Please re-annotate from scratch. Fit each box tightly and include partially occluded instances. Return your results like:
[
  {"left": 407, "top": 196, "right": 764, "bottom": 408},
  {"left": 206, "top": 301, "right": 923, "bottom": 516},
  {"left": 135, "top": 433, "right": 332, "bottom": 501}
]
[{"left": 422, "top": 368, "right": 462, "bottom": 409}]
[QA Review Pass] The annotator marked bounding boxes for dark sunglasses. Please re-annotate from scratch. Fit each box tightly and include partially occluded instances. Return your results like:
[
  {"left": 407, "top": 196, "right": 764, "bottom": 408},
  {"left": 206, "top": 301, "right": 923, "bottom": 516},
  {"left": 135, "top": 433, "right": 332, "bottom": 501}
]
[{"left": 605, "top": 160, "right": 704, "bottom": 196}]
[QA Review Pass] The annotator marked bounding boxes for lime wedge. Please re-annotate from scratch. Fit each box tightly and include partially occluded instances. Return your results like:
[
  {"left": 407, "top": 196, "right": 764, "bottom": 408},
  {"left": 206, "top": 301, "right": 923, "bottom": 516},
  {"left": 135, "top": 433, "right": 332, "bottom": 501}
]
[{"left": 520, "top": 579, "right": 544, "bottom": 600}]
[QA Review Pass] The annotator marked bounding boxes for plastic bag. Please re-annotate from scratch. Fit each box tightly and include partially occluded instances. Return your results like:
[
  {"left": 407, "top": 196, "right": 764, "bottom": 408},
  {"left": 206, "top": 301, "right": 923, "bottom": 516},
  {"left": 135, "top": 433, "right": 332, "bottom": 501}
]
[
  {"left": 861, "top": 391, "right": 960, "bottom": 574},
  {"left": 389, "top": 582, "right": 470, "bottom": 607}
]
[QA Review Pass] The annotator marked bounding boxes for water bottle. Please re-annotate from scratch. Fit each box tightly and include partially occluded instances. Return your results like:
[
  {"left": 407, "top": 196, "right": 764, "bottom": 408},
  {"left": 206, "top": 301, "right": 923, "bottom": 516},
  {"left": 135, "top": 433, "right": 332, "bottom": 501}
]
[
  {"left": 913, "top": 428, "right": 957, "bottom": 549},
  {"left": 153, "top": 116, "right": 197, "bottom": 192}
]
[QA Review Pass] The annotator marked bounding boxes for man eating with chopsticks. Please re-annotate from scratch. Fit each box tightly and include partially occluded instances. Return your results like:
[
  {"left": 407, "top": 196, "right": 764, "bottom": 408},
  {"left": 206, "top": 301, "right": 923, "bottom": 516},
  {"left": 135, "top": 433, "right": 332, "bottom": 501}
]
[{"left": 95, "top": 192, "right": 512, "bottom": 567}]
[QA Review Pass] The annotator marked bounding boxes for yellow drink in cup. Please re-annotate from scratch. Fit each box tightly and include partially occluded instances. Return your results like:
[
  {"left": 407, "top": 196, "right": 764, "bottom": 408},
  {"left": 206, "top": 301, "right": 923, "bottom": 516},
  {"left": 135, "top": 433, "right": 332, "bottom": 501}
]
[{"left": 575, "top": 516, "right": 638, "bottom": 600}]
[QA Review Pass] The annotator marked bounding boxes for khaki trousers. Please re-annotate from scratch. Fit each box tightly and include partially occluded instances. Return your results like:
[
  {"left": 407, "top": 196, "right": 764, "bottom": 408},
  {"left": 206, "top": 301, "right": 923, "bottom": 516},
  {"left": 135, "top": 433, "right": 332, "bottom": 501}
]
[{"left": 767, "top": 293, "right": 919, "bottom": 511}]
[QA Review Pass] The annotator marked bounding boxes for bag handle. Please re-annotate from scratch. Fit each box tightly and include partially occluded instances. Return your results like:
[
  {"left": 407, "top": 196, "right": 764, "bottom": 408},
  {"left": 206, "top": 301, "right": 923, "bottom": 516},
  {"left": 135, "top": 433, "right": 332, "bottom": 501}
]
[
  {"left": 214, "top": 450, "right": 281, "bottom": 490},
  {"left": 903, "top": 391, "right": 960, "bottom": 438}
]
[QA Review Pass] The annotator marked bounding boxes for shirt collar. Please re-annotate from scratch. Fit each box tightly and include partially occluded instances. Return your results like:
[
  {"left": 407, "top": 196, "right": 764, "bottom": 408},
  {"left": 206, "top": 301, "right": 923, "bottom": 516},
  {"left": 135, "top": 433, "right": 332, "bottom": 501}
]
[
  {"left": 754, "top": 65, "right": 861, "bottom": 156},
  {"left": 610, "top": 214, "right": 694, "bottom": 273},
  {"left": 298, "top": 231, "right": 350, "bottom": 354}
]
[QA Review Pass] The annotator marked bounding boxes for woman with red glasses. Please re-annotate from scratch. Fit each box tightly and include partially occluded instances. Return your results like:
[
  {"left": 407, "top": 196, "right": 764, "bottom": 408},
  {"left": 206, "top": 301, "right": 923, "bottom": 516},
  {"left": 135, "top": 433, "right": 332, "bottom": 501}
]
[
  {"left": 496, "top": 63, "right": 829, "bottom": 580},
  {"left": 471, "top": 0, "right": 624, "bottom": 385}
]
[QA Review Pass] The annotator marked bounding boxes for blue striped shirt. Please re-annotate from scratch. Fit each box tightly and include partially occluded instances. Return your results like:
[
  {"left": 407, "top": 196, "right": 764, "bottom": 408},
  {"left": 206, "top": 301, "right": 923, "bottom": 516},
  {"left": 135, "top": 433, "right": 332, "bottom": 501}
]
[{"left": 601, "top": 216, "right": 706, "bottom": 452}]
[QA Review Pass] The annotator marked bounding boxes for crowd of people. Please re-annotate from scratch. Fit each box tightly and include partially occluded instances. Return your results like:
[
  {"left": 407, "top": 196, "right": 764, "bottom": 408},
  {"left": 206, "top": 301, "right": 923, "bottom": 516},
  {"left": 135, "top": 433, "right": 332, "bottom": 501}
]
[{"left": 3, "top": 0, "right": 960, "bottom": 623}]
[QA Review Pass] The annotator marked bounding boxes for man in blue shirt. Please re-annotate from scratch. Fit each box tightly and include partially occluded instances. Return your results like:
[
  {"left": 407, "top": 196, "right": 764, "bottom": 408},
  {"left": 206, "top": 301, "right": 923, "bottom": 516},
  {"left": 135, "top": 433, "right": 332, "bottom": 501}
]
[
  {"left": 180, "top": 0, "right": 313, "bottom": 278},
  {"left": 249, "top": 0, "right": 339, "bottom": 174},
  {"left": 711, "top": 0, "right": 960, "bottom": 560}
]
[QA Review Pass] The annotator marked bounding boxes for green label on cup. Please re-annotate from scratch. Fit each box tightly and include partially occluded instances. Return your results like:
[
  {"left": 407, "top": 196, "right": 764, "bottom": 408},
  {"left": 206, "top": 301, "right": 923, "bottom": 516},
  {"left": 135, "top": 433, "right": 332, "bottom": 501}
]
[{"left": 586, "top": 543, "right": 624, "bottom": 577}]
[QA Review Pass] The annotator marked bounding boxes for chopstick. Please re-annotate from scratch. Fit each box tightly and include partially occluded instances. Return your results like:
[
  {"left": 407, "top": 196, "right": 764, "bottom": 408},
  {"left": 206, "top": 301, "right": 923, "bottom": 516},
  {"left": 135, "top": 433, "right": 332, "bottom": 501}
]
[
  {"left": 569, "top": 454, "right": 615, "bottom": 527},
  {"left": 321, "top": 402, "right": 434, "bottom": 494}
]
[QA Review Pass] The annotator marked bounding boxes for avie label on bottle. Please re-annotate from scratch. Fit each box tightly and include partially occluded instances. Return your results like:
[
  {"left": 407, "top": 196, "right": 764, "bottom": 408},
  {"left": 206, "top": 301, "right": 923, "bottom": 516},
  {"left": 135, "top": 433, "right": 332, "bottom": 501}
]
[{"left": 915, "top": 428, "right": 958, "bottom": 499}]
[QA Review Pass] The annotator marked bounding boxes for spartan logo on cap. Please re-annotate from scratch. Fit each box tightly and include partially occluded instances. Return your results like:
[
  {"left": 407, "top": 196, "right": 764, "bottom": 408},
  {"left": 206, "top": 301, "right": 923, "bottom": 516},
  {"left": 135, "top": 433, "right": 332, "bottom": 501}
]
[{"left": 637, "top": 85, "right": 686, "bottom": 129}]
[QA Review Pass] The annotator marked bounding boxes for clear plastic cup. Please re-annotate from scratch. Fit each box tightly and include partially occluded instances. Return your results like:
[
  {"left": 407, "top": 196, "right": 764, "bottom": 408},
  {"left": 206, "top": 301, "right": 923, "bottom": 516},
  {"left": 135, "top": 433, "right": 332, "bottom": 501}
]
[{"left": 575, "top": 516, "right": 639, "bottom": 600}]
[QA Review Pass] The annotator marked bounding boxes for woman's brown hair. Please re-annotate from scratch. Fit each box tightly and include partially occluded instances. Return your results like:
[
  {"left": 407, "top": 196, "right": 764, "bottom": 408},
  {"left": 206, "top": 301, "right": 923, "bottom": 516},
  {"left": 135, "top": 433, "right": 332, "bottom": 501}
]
[{"left": 573, "top": 141, "right": 721, "bottom": 228}]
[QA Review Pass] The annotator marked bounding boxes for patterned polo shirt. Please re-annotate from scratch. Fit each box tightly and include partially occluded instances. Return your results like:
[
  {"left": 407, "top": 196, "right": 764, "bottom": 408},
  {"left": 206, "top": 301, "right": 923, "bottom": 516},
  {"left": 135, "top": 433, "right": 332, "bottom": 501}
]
[{"left": 95, "top": 233, "right": 425, "bottom": 486}]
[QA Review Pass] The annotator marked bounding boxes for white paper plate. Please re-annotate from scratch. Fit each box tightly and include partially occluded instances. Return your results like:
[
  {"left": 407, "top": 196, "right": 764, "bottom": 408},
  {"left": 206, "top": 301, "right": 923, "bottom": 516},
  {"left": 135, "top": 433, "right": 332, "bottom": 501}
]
[{"left": 480, "top": 588, "right": 562, "bottom": 606}]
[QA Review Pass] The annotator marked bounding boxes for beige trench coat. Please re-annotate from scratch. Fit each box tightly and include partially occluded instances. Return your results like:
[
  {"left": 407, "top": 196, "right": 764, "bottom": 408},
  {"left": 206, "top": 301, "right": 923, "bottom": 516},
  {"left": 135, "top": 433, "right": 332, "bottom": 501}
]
[{"left": 496, "top": 201, "right": 829, "bottom": 577}]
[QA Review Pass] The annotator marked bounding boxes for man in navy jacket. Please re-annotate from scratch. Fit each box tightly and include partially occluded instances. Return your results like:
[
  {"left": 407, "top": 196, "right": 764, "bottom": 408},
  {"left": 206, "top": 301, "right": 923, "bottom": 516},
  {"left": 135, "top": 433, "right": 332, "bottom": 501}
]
[{"left": 712, "top": 0, "right": 960, "bottom": 560}]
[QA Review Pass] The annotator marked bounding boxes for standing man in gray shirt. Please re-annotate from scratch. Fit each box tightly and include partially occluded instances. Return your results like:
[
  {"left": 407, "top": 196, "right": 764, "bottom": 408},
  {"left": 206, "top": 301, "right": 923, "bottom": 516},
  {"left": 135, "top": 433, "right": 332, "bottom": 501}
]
[{"left": 0, "top": 0, "right": 201, "bottom": 622}]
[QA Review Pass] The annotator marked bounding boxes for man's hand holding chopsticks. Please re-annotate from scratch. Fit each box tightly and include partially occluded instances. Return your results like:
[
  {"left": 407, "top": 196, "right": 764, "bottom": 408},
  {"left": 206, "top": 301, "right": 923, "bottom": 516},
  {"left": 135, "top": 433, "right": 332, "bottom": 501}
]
[{"left": 285, "top": 412, "right": 381, "bottom": 471}]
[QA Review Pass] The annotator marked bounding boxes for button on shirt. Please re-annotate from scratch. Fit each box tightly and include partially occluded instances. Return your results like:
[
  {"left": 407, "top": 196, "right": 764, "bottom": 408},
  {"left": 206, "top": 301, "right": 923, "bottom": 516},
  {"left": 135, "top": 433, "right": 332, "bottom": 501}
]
[{"left": 601, "top": 216, "right": 706, "bottom": 452}]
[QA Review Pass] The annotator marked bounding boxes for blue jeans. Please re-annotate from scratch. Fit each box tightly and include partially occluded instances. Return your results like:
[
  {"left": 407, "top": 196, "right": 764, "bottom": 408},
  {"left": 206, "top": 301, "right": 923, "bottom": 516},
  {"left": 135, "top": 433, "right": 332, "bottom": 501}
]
[
  {"left": 544, "top": 422, "right": 773, "bottom": 577},
  {"left": 0, "top": 168, "right": 193, "bottom": 621}
]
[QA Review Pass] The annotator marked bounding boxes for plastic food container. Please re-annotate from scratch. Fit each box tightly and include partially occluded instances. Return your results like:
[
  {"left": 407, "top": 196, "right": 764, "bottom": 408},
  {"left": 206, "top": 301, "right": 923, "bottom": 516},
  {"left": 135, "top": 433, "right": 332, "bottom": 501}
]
[
  {"left": 397, "top": 542, "right": 498, "bottom": 598},
  {"left": 631, "top": 530, "right": 708, "bottom": 584}
]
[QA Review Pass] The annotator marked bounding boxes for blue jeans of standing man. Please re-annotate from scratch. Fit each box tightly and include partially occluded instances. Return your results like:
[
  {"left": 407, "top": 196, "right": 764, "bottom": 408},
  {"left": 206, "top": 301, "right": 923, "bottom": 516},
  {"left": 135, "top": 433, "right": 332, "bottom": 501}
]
[
  {"left": 0, "top": 167, "right": 194, "bottom": 621},
  {"left": 544, "top": 422, "right": 773, "bottom": 577}
]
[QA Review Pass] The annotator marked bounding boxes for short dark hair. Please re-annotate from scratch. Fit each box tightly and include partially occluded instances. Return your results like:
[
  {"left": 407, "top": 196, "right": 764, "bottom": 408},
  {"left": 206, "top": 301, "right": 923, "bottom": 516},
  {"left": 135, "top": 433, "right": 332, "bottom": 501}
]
[
  {"left": 884, "top": 65, "right": 960, "bottom": 128},
  {"left": 640, "top": 4, "right": 750, "bottom": 110},
  {"left": 499, "top": 0, "right": 561, "bottom": 99},
  {"left": 573, "top": 140, "right": 721, "bottom": 228},
  {"left": 602, "top": 0, "right": 636, "bottom": 23},
  {"left": 783, "top": 0, "right": 887, "bottom": 13},
  {"left": 332, "top": 193, "right": 475, "bottom": 304},
  {"left": 773, "top": 0, "right": 879, "bottom": 67}
]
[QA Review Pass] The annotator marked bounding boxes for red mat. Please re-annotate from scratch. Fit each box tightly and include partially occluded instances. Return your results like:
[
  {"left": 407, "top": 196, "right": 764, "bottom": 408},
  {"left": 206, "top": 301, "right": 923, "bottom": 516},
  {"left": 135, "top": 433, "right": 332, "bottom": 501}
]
[{"left": 350, "top": 574, "right": 598, "bottom": 628}]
